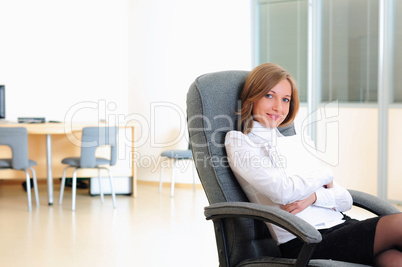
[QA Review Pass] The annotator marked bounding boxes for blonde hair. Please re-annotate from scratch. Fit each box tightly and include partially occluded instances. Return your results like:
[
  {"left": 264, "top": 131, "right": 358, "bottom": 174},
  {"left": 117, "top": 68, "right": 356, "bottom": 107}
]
[{"left": 239, "top": 63, "right": 300, "bottom": 134}]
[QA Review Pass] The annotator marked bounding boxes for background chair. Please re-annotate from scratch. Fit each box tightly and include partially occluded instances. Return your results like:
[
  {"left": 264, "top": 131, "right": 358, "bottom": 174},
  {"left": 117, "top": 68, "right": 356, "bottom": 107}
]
[
  {"left": 0, "top": 127, "right": 39, "bottom": 211},
  {"left": 159, "top": 146, "right": 196, "bottom": 197},
  {"left": 186, "top": 71, "right": 400, "bottom": 267},
  {"left": 59, "top": 126, "right": 117, "bottom": 211}
]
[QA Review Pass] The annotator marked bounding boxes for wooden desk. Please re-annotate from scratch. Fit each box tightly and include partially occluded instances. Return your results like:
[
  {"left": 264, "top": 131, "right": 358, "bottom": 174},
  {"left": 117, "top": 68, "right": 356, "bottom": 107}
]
[{"left": 0, "top": 122, "right": 136, "bottom": 204}]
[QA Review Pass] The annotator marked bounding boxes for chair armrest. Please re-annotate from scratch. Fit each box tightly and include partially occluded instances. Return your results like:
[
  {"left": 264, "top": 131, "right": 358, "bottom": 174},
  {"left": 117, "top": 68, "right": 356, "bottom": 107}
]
[
  {"left": 204, "top": 201, "right": 322, "bottom": 244},
  {"left": 348, "top": 189, "right": 400, "bottom": 216}
]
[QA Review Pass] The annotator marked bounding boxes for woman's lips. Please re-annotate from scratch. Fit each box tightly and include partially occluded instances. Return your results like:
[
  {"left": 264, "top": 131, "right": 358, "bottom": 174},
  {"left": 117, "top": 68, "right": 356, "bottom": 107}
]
[{"left": 267, "top": 113, "right": 281, "bottom": 120}]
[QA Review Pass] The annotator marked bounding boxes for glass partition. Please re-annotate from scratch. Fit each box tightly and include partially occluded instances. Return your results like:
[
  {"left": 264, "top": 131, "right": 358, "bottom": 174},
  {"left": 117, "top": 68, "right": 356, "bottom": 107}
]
[
  {"left": 388, "top": 0, "right": 402, "bottom": 203},
  {"left": 392, "top": 1, "right": 402, "bottom": 102},
  {"left": 320, "top": 0, "right": 379, "bottom": 103},
  {"left": 257, "top": 0, "right": 308, "bottom": 102},
  {"left": 255, "top": 0, "right": 402, "bottom": 202}
]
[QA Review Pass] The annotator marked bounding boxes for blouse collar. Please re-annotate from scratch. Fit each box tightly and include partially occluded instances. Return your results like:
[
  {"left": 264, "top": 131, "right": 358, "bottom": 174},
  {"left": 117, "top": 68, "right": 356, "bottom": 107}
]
[{"left": 248, "top": 121, "right": 283, "bottom": 144}]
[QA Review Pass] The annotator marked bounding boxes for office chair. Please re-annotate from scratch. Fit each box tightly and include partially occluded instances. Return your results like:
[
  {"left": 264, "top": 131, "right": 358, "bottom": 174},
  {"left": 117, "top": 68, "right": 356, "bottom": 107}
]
[
  {"left": 186, "top": 70, "right": 400, "bottom": 267},
  {"left": 59, "top": 127, "right": 117, "bottom": 211},
  {"left": 0, "top": 127, "right": 39, "bottom": 211},
  {"left": 159, "top": 147, "right": 196, "bottom": 197}
]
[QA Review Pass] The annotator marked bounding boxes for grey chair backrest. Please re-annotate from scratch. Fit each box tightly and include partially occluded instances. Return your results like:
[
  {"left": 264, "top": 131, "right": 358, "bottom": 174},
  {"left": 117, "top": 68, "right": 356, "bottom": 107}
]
[
  {"left": 80, "top": 127, "right": 118, "bottom": 168},
  {"left": 187, "top": 71, "right": 296, "bottom": 266},
  {"left": 0, "top": 127, "right": 30, "bottom": 170}
]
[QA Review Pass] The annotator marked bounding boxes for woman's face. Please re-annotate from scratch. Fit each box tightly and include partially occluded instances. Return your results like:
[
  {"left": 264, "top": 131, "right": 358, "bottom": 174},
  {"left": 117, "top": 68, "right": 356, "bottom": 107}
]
[{"left": 252, "top": 79, "right": 292, "bottom": 128}]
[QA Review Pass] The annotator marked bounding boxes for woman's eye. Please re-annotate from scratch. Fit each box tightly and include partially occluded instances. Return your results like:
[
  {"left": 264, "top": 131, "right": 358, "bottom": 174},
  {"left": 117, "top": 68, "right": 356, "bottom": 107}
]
[
  {"left": 266, "top": 94, "right": 273, "bottom": 99},
  {"left": 283, "top": 98, "right": 290, "bottom": 103}
]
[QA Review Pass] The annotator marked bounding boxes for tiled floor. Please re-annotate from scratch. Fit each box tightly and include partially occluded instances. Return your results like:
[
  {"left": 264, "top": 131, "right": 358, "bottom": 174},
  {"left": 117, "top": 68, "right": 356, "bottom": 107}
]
[
  {"left": 0, "top": 181, "right": 218, "bottom": 267},
  {"left": 1, "top": 180, "right": 400, "bottom": 267}
]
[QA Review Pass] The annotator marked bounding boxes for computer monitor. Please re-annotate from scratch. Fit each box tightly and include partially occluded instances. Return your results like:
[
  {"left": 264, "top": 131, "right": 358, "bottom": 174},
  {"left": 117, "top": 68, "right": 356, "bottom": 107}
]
[{"left": 0, "top": 85, "right": 5, "bottom": 119}]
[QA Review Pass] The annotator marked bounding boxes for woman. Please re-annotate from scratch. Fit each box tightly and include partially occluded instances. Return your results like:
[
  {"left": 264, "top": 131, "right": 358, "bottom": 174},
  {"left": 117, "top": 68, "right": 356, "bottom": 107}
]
[{"left": 224, "top": 63, "right": 402, "bottom": 266}]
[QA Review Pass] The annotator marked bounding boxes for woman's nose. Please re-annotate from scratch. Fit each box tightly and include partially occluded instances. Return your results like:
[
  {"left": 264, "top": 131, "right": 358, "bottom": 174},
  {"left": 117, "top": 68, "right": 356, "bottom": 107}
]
[{"left": 272, "top": 99, "right": 282, "bottom": 112}]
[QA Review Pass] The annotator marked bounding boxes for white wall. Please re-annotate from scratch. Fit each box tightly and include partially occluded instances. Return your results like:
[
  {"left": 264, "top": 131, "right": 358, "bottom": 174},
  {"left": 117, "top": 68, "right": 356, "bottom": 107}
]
[
  {"left": 2, "top": 0, "right": 394, "bottom": 199},
  {"left": 295, "top": 105, "right": 379, "bottom": 197},
  {"left": 128, "top": 0, "right": 253, "bottom": 183},
  {"left": 0, "top": 0, "right": 129, "bottom": 122},
  {"left": 388, "top": 109, "right": 402, "bottom": 201},
  {"left": 0, "top": 0, "right": 252, "bottom": 185}
]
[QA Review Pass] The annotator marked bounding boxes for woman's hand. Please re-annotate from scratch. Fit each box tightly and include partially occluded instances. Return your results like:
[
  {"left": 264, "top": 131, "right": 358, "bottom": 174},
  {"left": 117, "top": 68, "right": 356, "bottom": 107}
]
[
  {"left": 281, "top": 193, "right": 317, "bottom": 215},
  {"left": 324, "top": 181, "right": 334, "bottom": 188}
]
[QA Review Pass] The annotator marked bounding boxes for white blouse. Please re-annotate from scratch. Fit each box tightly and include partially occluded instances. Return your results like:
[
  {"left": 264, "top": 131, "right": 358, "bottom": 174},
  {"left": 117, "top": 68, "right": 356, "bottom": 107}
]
[{"left": 224, "top": 121, "right": 353, "bottom": 244}]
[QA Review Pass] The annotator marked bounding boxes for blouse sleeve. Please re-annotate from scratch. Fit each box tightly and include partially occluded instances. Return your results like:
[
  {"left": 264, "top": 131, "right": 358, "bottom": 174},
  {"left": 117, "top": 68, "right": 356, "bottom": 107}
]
[
  {"left": 314, "top": 181, "right": 352, "bottom": 212},
  {"left": 225, "top": 131, "right": 334, "bottom": 205}
]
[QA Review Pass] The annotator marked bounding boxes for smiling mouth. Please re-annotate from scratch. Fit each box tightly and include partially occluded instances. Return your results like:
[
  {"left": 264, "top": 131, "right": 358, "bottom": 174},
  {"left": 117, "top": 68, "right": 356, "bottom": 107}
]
[{"left": 267, "top": 113, "right": 281, "bottom": 120}]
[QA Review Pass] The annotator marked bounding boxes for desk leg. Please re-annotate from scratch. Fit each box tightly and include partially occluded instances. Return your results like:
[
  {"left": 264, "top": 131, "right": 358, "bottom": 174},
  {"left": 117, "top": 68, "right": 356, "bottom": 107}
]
[
  {"left": 46, "top": 134, "right": 54, "bottom": 205},
  {"left": 131, "top": 126, "right": 137, "bottom": 197}
]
